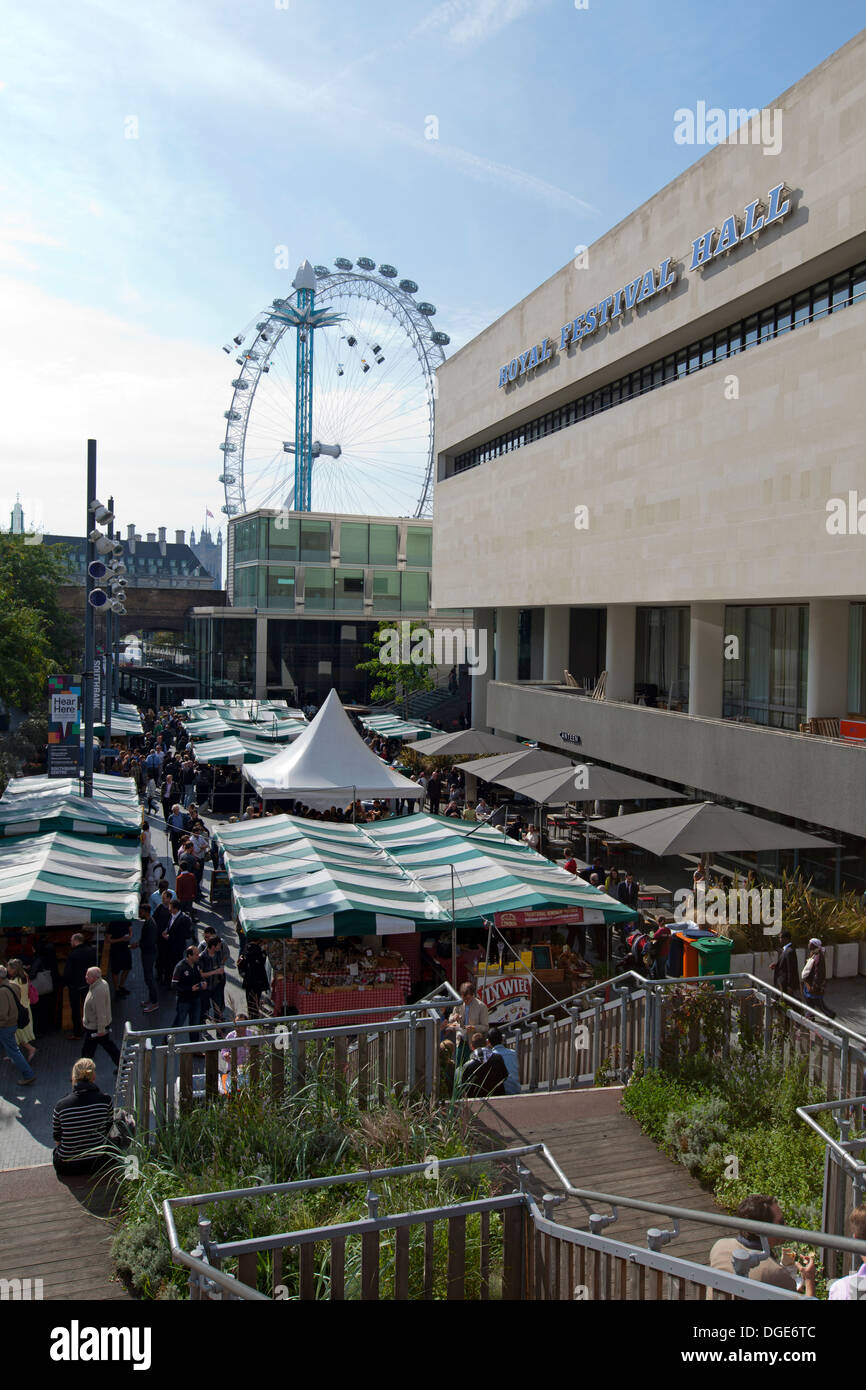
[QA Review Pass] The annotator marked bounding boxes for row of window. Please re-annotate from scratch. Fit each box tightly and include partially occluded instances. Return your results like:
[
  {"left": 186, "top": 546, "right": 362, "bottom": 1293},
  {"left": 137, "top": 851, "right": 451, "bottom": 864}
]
[
  {"left": 232, "top": 516, "right": 432, "bottom": 568},
  {"left": 453, "top": 261, "right": 866, "bottom": 473},
  {"left": 233, "top": 563, "right": 430, "bottom": 613}
]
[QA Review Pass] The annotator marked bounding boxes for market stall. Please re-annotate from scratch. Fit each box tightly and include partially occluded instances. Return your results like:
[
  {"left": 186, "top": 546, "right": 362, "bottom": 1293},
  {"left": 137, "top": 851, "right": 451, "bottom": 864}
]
[{"left": 0, "top": 777, "right": 142, "bottom": 839}]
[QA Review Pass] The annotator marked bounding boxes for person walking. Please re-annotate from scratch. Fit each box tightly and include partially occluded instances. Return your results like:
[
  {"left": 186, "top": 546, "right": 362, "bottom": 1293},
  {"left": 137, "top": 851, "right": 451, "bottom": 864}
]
[
  {"left": 62, "top": 933, "right": 97, "bottom": 1040},
  {"left": 801, "top": 938, "right": 836, "bottom": 1018},
  {"left": 52, "top": 1058, "right": 113, "bottom": 1175},
  {"left": 160, "top": 773, "right": 177, "bottom": 822},
  {"left": 174, "top": 862, "right": 198, "bottom": 923},
  {"left": 772, "top": 931, "right": 801, "bottom": 998},
  {"left": 137, "top": 903, "right": 160, "bottom": 1013},
  {"left": 0, "top": 963, "right": 35, "bottom": 1083},
  {"left": 6, "top": 959, "right": 36, "bottom": 1065},
  {"left": 81, "top": 967, "right": 121, "bottom": 1067}
]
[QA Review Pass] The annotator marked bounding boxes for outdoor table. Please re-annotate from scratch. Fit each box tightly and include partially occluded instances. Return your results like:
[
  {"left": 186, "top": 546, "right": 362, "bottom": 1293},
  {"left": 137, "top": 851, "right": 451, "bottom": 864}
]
[
  {"left": 638, "top": 884, "right": 675, "bottom": 910},
  {"left": 272, "top": 964, "right": 410, "bottom": 1013},
  {"left": 295, "top": 985, "right": 406, "bottom": 1024}
]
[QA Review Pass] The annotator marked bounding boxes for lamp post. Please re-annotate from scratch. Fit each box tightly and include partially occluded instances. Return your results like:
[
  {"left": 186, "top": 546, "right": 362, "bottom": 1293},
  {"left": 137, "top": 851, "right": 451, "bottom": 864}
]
[{"left": 83, "top": 441, "right": 97, "bottom": 798}]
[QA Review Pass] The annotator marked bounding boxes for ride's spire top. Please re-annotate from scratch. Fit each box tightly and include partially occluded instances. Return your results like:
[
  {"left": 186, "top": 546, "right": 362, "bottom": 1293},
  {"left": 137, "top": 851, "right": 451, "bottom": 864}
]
[{"left": 292, "top": 259, "right": 317, "bottom": 293}]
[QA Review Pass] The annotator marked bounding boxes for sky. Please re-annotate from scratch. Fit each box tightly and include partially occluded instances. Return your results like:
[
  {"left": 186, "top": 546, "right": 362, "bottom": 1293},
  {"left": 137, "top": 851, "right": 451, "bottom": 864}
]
[{"left": 1, "top": 0, "right": 863, "bottom": 540}]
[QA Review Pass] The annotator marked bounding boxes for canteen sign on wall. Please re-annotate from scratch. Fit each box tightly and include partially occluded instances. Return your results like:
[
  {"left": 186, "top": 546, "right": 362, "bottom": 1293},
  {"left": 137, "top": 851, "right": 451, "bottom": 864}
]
[{"left": 497, "top": 182, "right": 793, "bottom": 388}]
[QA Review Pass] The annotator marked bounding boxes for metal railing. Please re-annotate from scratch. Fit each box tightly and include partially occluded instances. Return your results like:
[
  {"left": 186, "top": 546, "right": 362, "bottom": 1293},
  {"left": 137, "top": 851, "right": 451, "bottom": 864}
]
[
  {"left": 797, "top": 1093, "right": 866, "bottom": 1271},
  {"left": 162, "top": 1141, "right": 866, "bottom": 1301},
  {"left": 118, "top": 983, "right": 461, "bottom": 1135},
  {"left": 501, "top": 971, "right": 866, "bottom": 1097}
]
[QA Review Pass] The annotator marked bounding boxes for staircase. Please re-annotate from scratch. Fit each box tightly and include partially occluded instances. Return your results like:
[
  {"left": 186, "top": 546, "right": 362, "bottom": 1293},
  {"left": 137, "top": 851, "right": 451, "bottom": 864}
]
[{"left": 371, "top": 675, "right": 469, "bottom": 729}]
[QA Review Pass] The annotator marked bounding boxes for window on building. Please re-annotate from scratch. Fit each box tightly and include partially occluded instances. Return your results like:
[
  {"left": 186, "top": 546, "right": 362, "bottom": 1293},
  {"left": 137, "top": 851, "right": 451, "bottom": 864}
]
[
  {"left": 401, "top": 570, "right": 428, "bottom": 613},
  {"left": 723, "top": 604, "right": 808, "bottom": 730},
  {"left": 372, "top": 570, "right": 400, "bottom": 612},
  {"left": 370, "top": 524, "right": 398, "bottom": 565},
  {"left": 264, "top": 566, "right": 295, "bottom": 609},
  {"left": 635, "top": 607, "right": 690, "bottom": 707},
  {"left": 340, "top": 521, "right": 369, "bottom": 565},
  {"left": 300, "top": 519, "right": 331, "bottom": 563},
  {"left": 848, "top": 604, "right": 866, "bottom": 716},
  {"left": 405, "top": 526, "right": 432, "bottom": 567},
  {"left": 335, "top": 568, "right": 365, "bottom": 611},
  {"left": 268, "top": 515, "right": 299, "bottom": 561},
  {"left": 304, "top": 567, "right": 334, "bottom": 610},
  {"left": 233, "top": 565, "right": 257, "bottom": 604}
]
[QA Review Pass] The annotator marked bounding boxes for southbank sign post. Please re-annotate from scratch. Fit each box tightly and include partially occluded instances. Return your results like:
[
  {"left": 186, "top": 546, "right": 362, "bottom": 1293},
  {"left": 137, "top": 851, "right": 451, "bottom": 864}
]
[{"left": 497, "top": 182, "right": 793, "bottom": 389}]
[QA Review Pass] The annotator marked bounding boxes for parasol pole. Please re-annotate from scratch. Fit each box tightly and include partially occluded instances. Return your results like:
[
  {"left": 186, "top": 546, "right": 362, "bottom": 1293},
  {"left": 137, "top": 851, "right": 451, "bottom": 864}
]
[
  {"left": 352, "top": 785, "right": 357, "bottom": 825},
  {"left": 450, "top": 863, "right": 457, "bottom": 988}
]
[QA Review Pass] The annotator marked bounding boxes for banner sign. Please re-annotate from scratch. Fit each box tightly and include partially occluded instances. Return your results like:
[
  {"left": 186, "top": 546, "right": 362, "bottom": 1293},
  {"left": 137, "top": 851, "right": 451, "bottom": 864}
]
[
  {"left": 475, "top": 971, "right": 532, "bottom": 1026},
  {"left": 495, "top": 906, "right": 605, "bottom": 928},
  {"left": 47, "top": 674, "right": 81, "bottom": 779}
]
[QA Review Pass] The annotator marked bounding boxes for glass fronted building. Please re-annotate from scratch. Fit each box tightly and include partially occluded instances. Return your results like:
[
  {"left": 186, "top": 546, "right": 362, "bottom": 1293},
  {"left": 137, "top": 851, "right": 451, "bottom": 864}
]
[{"left": 189, "top": 510, "right": 469, "bottom": 705}]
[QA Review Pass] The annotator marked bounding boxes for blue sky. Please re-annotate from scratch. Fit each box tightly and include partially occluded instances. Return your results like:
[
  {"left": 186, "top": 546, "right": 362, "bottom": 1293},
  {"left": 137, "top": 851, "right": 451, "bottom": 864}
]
[{"left": 2, "top": 0, "right": 863, "bottom": 537}]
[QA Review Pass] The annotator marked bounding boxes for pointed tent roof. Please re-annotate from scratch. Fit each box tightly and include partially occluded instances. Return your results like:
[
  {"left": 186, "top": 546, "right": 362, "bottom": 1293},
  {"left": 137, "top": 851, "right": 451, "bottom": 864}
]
[{"left": 243, "top": 689, "right": 425, "bottom": 806}]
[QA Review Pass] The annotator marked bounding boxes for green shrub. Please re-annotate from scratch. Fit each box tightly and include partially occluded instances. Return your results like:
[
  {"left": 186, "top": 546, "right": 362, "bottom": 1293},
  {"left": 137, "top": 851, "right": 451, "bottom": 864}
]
[
  {"left": 622, "top": 1068, "right": 701, "bottom": 1145},
  {"left": 713, "top": 1125, "right": 825, "bottom": 1231},
  {"left": 663, "top": 1096, "right": 730, "bottom": 1176}
]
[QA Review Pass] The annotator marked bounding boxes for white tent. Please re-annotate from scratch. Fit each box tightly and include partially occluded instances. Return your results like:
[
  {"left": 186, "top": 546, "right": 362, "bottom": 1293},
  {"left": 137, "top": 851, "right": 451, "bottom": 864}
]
[{"left": 243, "top": 689, "right": 426, "bottom": 807}]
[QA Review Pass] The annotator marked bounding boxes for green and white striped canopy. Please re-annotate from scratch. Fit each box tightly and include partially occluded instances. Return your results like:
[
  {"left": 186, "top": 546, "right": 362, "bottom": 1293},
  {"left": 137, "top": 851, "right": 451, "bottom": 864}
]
[
  {"left": 93, "top": 708, "right": 143, "bottom": 737},
  {"left": 362, "top": 715, "right": 440, "bottom": 741},
  {"left": 193, "top": 734, "right": 275, "bottom": 766},
  {"left": 0, "top": 778, "right": 142, "bottom": 839},
  {"left": 0, "top": 831, "right": 142, "bottom": 925},
  {"left": 3, "top": 774, "right": 139, "bottom": 805},
  {"left": 217, "top": 811, "right": 637, "bottom": 939}
]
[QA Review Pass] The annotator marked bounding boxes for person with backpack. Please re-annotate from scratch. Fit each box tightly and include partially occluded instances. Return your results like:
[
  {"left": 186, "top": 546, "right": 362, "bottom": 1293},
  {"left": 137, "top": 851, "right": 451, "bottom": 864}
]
[{"left": 0, "top": 963, "right": 35, "bottom": 1083}]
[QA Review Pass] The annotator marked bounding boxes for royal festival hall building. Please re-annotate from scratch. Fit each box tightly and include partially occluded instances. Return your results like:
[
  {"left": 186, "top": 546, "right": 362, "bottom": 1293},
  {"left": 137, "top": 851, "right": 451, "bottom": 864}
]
[{"left": 432, "top": 32, "right": 866, "bottom": 892}]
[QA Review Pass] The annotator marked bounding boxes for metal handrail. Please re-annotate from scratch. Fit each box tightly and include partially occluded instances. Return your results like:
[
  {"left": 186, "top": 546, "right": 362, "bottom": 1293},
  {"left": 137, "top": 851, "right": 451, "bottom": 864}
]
[
  {"left": 507, "top": 970, "right": 866, "bottom": 1049},
  {"left": 162, "top": 1143, "right": 544, "bottom": 1213},
  {"left": 532, "top": 1141, "right": 866, "bottom": 1258}
]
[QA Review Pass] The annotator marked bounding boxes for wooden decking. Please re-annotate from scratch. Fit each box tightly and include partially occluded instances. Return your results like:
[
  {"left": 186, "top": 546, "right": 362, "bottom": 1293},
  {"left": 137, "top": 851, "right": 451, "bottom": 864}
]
[
  {"left": 471, "top": 1086, "right": 725, "bottom": 1265},
  {"left": 0, "top": 1165, "right": 130, "bottom": 1300}
]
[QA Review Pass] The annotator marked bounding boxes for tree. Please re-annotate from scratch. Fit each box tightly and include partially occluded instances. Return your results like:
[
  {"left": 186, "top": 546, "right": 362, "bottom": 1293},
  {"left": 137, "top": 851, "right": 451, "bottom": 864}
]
[
  {"left": 0, "top": 534, "right": 75, "bottom": 672},
  {"left": 0, "top": 591, "right": 56, "bottom": 710},
  {"left": 356, "top": 621, "right": 435, "bottom": 717}
]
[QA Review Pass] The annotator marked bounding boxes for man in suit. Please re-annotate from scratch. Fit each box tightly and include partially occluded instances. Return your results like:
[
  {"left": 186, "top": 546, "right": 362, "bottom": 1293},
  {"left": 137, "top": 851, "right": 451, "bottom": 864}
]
[
  {"left": 63, "top": 932, "right": 97, "bottom": 1040},
  {"left": 163, "top": 900, "right": 194, "bottom": 979},
  {"left": 772, "top": 931, "right": 800, "bottom": 998}
]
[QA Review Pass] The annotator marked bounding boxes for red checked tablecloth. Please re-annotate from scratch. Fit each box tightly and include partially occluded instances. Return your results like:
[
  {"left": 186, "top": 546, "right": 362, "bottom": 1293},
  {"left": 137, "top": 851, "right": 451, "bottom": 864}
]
[{"left": 296, "top": 986, "right": 406, "bottom": 1023}]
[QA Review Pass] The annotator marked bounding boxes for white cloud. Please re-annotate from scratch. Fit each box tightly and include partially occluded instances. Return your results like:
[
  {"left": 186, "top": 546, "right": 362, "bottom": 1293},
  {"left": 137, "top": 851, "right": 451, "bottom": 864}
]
[{"left": 1, "top": 275, "right": 228, "bottom": 538}]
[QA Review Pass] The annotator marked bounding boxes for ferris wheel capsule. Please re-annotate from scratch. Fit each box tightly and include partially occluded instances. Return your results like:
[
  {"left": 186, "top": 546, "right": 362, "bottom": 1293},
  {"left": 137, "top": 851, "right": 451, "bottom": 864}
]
[
  {"left": 399, "top": 279, "right": 418, "bottom": 294},
  {"left": 334, "top": 257, "right": 353, "bottom": 270},
  {"left": 378, "top": 264, "right": 398, "bottom": 278},
  {"left": 356, "top": 257, "right": 376, "bottom": 271},
  {"left": 219, "top": 442, "right": 237, "bottom": 452},
  {"left": 218, "top": 473, "right": 237, "bottom": 485},
  {"left": 230, "top": 379, "right": 250, "bottom": 390},
  {"left": 418, "top": 302, "right": 436, "bottom": 316},
  {"left": 314, "top": 265, "right": 331, "bottom": 277},
  {"left": 431, "top": 331, "right": 451, "bottom": 345},
  {"left": 224, "top": 409, "right": 241, "bottom": 421},
  {"left": 221, "top": 503, "right": 239, "bottom": 515}
]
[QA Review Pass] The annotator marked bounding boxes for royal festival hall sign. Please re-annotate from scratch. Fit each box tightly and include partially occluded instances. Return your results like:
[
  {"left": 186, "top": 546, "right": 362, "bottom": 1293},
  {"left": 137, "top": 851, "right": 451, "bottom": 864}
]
[{"left": 497, "top": 182, "right": 792, "bottom": 388}]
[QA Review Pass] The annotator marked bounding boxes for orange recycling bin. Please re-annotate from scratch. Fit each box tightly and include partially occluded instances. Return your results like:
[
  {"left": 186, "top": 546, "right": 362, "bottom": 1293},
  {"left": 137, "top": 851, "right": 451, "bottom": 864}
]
[{"left": 676, "top": 933, "right": 701, "bottom": 980}]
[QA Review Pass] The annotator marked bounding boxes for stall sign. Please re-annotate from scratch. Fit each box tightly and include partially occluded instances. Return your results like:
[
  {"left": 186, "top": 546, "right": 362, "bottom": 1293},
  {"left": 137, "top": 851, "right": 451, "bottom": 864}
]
[
  {"left": 495, "top": 906, "right": 605, "bottom": 929},
  {"left": 47, "top": 674, "right": 82, "bottom": 778},
  {"left": 476, "top": 971, "right": 532, "bottom": 1026}
]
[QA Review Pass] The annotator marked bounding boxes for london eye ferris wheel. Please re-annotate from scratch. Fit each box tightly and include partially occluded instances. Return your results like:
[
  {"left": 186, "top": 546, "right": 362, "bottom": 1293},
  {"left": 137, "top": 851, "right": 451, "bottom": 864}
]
[{"left": 218, "top": 258, "right": 450, "bottom": 519}]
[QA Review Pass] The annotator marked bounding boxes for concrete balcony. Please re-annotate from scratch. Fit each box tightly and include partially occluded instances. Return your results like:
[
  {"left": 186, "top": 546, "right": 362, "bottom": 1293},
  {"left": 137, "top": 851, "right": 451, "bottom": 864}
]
[{"left": 487, "top": 680, "right": 864, "bottom": 837}]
